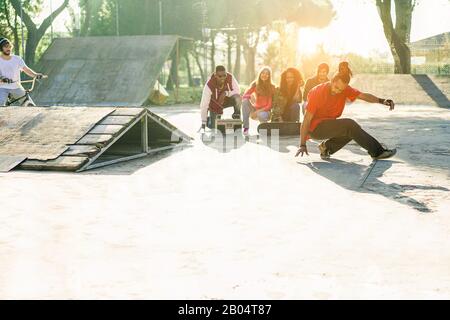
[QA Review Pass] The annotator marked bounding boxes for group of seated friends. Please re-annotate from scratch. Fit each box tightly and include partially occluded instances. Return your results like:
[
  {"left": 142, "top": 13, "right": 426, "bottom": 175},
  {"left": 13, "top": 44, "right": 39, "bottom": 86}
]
[
  {"left": 200, "top": 61, "right": 398, "bottom": 160},
  {"left": 200, "top": 62, "right": 330, "bottom": 136}
]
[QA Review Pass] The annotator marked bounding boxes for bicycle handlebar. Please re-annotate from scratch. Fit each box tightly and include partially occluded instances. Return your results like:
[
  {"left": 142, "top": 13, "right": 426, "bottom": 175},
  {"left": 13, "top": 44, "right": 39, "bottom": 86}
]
[
  {"left": 10, "top": 75, "right": 48, "bottom": 92},
  {"left": 0, "top": 77, "right": 13, "bottom": 84}
]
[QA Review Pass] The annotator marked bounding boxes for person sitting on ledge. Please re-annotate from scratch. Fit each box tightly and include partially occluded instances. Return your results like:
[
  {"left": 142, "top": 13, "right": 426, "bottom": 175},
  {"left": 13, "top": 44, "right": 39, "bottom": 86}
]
[
  {"left": 200, "top": 65, "right": 241, "bottom": 130},
  {"left": 271, "top": 67, "right": 304, "bottom": 123},
  {"left": 242, "top": 66, "right": 276, "bottom": 136},
  {"left": 296, "top": 62, "right": 397, "bottom": 161}
]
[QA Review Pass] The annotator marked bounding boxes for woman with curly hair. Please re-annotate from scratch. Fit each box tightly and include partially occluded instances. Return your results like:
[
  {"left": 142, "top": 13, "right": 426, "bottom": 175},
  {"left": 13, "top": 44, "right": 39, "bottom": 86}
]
[{"left": 271, "top": 67, "right": 304, "bottom": 122}]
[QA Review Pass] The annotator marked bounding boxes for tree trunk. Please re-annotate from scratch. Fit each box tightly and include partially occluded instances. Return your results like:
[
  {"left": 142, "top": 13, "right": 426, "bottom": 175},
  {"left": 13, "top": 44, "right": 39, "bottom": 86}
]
[
  {"left": 394, "top": 0, "right": 414, "bottom": 73},
  {"left": 243, "top": 32, "right": 259, "bottom": 84},
  {"left": 210, "top": 33, "right": 216, "bottom": 73},
  {"left": 166, "top": 57, "right": 178, "bottom": 91},
  {"left": 395, "top": 0, "right": 414, "bottom": 43},
  {"left": 243, "top": 46, "right": 256, "bottom": 84},
  {"left": 80, "top": 0, "right": 91, "bottom": 36},
  {"left": 10, "top": 0, "right": 69, "bottom": 66},
  {"left": 388, "top": 34, "right": 411, "bottom": 74},
  {"left": 227, "top": 33, "right": 233, "bottom": 73},
  {"left": 25, "top": 31, "right": 38, "bottom": 67},
  {"left": 185, "top": 52, "right": 194, "bottom": 87},
  {"left": 234, "top": 33, "right": 242, "bottom": 82},
  {"left": 13, "top": 13, "right": 20, "bottom": 55},
  {"left": 3, "top": 2, "right": 20, "bottom": 55},
  {"left": 376, "top": 0, "right": 413, "bottom": 74},
  {"left": 193, "top": 47, "right": 206, "bottom": 83}
]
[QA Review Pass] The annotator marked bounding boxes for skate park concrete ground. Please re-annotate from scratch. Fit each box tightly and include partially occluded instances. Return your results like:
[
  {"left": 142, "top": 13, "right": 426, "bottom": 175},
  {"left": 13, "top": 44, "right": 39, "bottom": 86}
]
[{"left": 0, "top": 102, "right": 449, "bottom": 299}]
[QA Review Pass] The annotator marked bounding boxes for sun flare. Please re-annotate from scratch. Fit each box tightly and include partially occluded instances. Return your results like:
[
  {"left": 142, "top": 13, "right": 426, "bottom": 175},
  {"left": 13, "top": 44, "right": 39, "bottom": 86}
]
[{"left": 297, "top": 28, "right": 325, "bottom": 57}]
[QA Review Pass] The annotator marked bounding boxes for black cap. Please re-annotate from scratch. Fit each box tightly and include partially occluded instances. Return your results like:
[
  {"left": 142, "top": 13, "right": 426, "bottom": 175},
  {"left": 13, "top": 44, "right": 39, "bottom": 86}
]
[{"left": 0, "top": 37, "right": 10, "bottom": 48}]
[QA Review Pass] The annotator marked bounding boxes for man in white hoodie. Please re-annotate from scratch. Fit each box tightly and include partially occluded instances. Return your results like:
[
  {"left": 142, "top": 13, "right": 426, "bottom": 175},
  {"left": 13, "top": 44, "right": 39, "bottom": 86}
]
[
  {"left": 0, "top": 37, "right": 44, "bottom": 106},
  {"left": 200, "top": 65, "right": 241, "bottom": 129}
]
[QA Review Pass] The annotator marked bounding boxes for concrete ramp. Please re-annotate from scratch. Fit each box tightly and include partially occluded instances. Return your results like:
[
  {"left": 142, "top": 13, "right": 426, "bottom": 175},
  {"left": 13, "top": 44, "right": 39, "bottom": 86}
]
[
  {"left": 33, "top": 36, "right": 178, "bottom": 106},
  {"left": 0, "top": 107, "right": 191, "bottom": 172},
  {"left": 351, "top": 74, "right": 450, "bottom": 108}
]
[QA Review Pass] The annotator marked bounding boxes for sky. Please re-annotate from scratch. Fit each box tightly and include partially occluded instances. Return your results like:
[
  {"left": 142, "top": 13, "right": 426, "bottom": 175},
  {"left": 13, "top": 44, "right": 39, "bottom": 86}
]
[
  {"left": 41, "top": 0, "right": 450, "bottom": 57},
  {"left": 297, "top": 0, "right": 450, "bottom": 57}
]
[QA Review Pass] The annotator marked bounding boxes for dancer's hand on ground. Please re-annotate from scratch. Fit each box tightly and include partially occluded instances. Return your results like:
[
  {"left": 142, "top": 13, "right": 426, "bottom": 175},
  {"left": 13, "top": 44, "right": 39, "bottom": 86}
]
[
  {"left": 295, "top": 145, "right": 309, "bottom": 157},
  {"left": 383, "top": 99, "right": 395, "bottom": 111}
]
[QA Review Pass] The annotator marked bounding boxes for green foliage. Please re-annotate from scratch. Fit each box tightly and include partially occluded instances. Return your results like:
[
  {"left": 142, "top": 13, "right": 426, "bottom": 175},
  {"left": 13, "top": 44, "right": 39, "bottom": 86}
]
[
  {"left": 76, "top": 0, "right": 203, "bottom": 38},
  {"left": 149, "top": 87, "right": 203, "bottom": 106},
  {"left": 74, "top": 0, "right": 116, "bottom": 36},
  {"left": 206, "top": 0, "right": 334, "bottom": 29},
  {"left": 0, "top": 0, "right": 13, "bottom": 39},
  {"left": 70, "top": 0, "right": 335, "bottom": 83},
  {"left": 22, "top": 0, "right": 44, "bottom": 18}
]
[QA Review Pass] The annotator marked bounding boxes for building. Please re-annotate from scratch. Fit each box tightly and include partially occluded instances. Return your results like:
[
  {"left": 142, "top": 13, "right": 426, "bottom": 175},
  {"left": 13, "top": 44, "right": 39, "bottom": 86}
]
[{"left": 410, "top": 32, "right": 450, "bottom": 64}]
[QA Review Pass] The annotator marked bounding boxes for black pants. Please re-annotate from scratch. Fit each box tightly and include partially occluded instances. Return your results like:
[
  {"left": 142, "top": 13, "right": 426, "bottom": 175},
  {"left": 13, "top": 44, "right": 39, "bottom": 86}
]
[
  {"left": 208, "top": 95, "right": 241, "bottom": 128},
  {"left": 310, "top": 118, "right": 384, "bottom": 157}
]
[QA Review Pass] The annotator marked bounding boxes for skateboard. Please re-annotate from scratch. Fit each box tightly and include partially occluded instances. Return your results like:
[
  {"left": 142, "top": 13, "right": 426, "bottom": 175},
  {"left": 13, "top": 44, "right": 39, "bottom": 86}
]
[
  {"left": 207, "top": 115, "right": 242, "bottom": 135},
  {"left": 257, "top": 122, "right": 301, "bottom": 136}
]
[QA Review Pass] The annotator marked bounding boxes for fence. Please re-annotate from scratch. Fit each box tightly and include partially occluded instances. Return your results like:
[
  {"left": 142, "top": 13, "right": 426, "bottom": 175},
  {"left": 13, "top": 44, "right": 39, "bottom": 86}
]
[{"left": 352, "top": 63, "right": 450, "bottom": 76}]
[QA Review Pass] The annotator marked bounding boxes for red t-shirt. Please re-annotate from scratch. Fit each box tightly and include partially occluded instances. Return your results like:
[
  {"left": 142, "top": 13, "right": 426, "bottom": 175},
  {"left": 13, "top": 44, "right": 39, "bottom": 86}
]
[
  {"left": 243, "top": 85, "right": 273, "bottom": 112},
  {"left": 306, "top": 82, "right": 361, "bottom": 132}
]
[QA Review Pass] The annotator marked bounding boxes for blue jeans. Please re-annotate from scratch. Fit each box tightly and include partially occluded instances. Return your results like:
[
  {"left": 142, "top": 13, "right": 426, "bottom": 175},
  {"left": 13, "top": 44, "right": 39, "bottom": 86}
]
[
  {"left": 0, "top": 87, "right": 32, "bottom": 106},
  {"left": 242, "top": 99, "right": 270, "bottom": 129},
  {"left": 283, "top": 103, "right": 300, "bottom": 122}
]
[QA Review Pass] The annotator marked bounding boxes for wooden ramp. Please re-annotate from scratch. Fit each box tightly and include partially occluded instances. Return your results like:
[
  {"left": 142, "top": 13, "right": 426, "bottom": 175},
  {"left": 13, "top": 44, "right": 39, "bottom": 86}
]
[
  {"left": 0, "top": 107, "right": 191, "bottom": 172},
  {"left": 32, "top": 35, "right": 178, "bottom": 106}
]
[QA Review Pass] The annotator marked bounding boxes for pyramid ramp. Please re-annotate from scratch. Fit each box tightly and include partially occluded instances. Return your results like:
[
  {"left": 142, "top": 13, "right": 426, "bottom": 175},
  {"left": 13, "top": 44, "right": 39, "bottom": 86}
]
[
  {"left": 32, "top": 36, "right": 178, "bottom": 106},
  {"left": 0, "top": 107, "right": 191, "bottom": 172}
]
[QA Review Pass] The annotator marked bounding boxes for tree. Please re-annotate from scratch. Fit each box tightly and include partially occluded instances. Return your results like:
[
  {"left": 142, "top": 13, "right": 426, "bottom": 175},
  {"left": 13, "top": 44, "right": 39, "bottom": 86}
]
[
  {"left": 206, "top": 0, "right": 335, "bottom": 83},
  {"left": 0, "top": 0, "right": 19, "bottom": 54},
  {"left": 261, "top": 0, "right": 335, "bottom": 80},
  {"left": 10, "top": 0, "right": 69, "bottom": 66},
  {"left": 376, "top": 0, "right": 417, "bottom": 74},
  {"left": 0, "top": 0, "right": 42, "bottom": 56},
  {"left": 75, "top": 0, "right": 116, "bottom": 37},
  {"left": 73, "top": 0, "right": 203, "bottom": 88},
  {"left": 263, "top": 21, "right": 298, "bottom": 77}
]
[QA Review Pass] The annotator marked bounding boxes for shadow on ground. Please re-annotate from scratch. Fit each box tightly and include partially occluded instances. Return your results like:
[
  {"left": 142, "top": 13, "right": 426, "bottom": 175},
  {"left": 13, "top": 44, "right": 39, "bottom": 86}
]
[
  {"left": 84, "top": 106, "right": 449, "bottom": 212},
  {"left": 79, "top": 146, "right": 193, "bottom": 176},
  {"left": 298, "top": 159, "right": 448, "bottom": 213},
  {"left": 412, "top": 75, "right": 450, "bottom": 108}
]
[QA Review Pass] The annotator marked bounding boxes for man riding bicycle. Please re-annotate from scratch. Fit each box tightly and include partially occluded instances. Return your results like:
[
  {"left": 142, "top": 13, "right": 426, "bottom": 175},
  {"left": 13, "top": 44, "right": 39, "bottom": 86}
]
[{"left": 0, "top": 37, "right": 44, "bottom": 106}]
